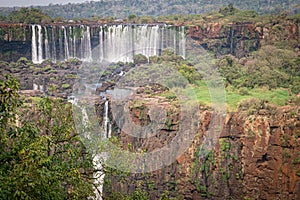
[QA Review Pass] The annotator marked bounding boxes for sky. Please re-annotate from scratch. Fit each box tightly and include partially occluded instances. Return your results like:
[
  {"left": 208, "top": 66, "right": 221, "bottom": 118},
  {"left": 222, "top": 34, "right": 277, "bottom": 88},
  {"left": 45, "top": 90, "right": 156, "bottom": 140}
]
[{"left": 0, "top": 0, "right": 92, "bottom": 7}]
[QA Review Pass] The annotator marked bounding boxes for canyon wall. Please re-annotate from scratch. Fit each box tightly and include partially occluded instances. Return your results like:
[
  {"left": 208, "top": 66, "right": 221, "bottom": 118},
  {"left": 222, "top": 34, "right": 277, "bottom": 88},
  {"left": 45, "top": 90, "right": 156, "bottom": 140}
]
[
  {"left": 0, "top": 23, "right": 185, "bottom": 63},
  {"left": 1, "top": 20, "right": 299, "bottom": 62},
  {"left": 1, "top": 20, "right": 299, "bottom": 63},
  {"left": 103, "top": 101, "right": 300, "bottom": 199}
]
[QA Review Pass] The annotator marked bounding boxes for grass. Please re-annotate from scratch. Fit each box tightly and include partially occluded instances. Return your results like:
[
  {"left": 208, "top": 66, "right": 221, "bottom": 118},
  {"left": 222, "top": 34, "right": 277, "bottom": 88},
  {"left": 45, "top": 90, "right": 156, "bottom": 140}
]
[
  {"left": 177, "top": 81, "right": 290, "bottom": 111},
  {"left": 226, "top": 87, "right": 289, "bottom": 111}
]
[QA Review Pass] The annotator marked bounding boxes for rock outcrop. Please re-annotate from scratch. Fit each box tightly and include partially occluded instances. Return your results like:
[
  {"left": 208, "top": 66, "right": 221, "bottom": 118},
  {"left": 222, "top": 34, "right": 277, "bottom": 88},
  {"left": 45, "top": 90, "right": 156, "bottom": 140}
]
[
  {"left": 103, "top": 98, "right": 300, "bottom": 199},
  {"left": 0, "top": 19, "right": 299, "bottom": 62}
]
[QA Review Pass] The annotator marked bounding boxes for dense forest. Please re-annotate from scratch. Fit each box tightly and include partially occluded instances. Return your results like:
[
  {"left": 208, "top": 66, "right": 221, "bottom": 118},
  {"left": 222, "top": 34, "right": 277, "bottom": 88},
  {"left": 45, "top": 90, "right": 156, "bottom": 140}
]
[{"left": 0, "top": 0, "right": 300, "bottom": 19}]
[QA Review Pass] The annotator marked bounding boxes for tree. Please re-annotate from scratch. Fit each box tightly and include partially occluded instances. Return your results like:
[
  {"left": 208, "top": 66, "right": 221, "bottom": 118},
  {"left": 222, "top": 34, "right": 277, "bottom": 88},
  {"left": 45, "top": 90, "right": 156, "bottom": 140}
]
[
  {"left": 7, "top": 8, "right": 52, "bottom": 24},
  {"left": 127, "top": 14, "right": 138, "bottom": 23},
  {"left": 0, "top": 76, "right": 95, "bottom": 199},
  {"left": 219, "top": 3, "right": 239, "bottom": 16}
]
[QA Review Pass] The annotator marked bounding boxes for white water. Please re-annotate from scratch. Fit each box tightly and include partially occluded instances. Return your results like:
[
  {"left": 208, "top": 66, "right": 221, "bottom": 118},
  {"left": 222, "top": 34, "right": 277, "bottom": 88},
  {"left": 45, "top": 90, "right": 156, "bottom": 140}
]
[
  {"left": 92, "top": 100, "right": 112, "bottom": 200},
  {"left": 31, "top": 25, "right": 45, "bottom": 64},
  {"left": 31, "top": 24, "right": 186, "bottom": 63},
  {"left": 33, "top": 83, "right": 44, "bottom": 93},
  {"left": 37, "top": 25, "right": 43, "bottom": 63},
  {"left": 31, "top": 25, "right": 38, "bottom": 64},
  {"left": 82, "top": 26, "right": 92, "bottom": 62},
  {"left": 62, "top": 26, "right": 70, "bottom": 60},
  {"left": 68, "top": 96, "right": 111, "bottom": 200},
  {"left": 44, "top": 27, "right": 50, "bottom": 60},
  {"left": 103, "top": 100, "right": 111, "bottom": 138}
]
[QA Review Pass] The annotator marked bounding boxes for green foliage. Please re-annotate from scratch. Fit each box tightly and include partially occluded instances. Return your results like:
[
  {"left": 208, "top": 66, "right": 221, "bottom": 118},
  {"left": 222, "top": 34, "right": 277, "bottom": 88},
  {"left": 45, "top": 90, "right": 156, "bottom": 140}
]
[
  {"left": 242, "top": 46, "right": 299, "bottom": 90},
  {"left": 62, "top": 83, "right": 70, "bottom": 89},
  {"left": 133, "top": 54, "right": 148, "bottom": 65},
  {"left": 127, "top": 14, "right": 138, "bottom": 22},
  {"left": 178, "top": 64, "right": 201, "bottom": 84},
  {"left": 7, "top": 8, "right": 52, "bottom": 24},
  {"left": 217, "top": 46, "right": 300, "bottom": 95},
  {"left": 1, "top": 0, "right": 297, "bottom": 19},
  {"left": 237, "top": 98, "right": 276, "bottom": 115},
  {"left": 225, "top": 10, "right": 258, "bottom": 22},
  {"left": 106, "top": 189, "right": 149, "bottom": 200},
  {"left": 217, "top": 55, "right": 245, "bottom": 88},
  {"left": 0, "top": 75, "right": 21, "bottom": 128},
  {"left": 0, "top": 15, "right": 6, "bottom": 21},
  {"left": 219, "top": 3, "right": 239, "bottom": 16},
  {"left": 0, "top": 77, "right": 94, "bottom": 199}
]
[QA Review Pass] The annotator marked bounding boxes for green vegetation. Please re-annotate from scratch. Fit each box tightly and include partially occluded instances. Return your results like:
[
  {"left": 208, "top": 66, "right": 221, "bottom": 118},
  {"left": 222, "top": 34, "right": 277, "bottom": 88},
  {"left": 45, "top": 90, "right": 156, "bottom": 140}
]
[
  {"left": 7, "top": 7, "right": 52, "bottom": 23},
  {"left": 129, "top": 34, "right": 299, "bottom": 111},
  {"left": 0, "top": 76, "right": 95, "bottom": 199},
  {"left": 0, "top": 0, "right": 298, "bottom": 20},
  {"left": 100, "top": 189, "right": 149, "bottom": 200},
  {"left": 62, "top": 83, "right": 70, "bottom": 89}
]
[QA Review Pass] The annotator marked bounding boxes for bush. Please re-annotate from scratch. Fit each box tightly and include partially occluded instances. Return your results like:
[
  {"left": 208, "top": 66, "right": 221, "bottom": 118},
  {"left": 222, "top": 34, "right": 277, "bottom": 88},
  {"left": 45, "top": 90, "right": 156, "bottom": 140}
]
[
  {"left": 237, "top": 98, "right": 276, "bottom": 115},
  {"left": 133, "top": 54, "right": 148, "bottom": 65},
  {"left": 62, "top": 83, "right": 70, "bottom": 89},
  {"left": 238, "top": 87, "right": 250, "bottom": 96}
]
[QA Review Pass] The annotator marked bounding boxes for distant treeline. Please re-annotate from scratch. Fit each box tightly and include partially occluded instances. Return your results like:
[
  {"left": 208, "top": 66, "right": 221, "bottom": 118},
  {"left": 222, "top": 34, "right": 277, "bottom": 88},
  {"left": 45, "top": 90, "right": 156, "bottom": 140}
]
[
  {"left": 1, "top": 4, "right": 300, "bottom": 26},
  {"left": 0, "top": 0, "right": 299, "bottom": 20}
]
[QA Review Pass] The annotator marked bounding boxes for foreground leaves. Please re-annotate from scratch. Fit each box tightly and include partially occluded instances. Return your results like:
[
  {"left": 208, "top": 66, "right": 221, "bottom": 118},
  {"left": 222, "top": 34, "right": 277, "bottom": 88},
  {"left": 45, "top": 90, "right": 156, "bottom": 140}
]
[{"left": 0, "top": 76, "right": 95, "bottom": 200}]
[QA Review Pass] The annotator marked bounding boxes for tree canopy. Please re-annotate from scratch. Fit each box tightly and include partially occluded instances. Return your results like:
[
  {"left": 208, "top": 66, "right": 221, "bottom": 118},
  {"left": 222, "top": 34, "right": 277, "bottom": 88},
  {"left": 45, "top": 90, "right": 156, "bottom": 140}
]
[
  {"left": 7, "top": 8, "right": 52, "bottom": 24},
  {"left": 0, "top": 75, "right": 95, "bottom": 199}
]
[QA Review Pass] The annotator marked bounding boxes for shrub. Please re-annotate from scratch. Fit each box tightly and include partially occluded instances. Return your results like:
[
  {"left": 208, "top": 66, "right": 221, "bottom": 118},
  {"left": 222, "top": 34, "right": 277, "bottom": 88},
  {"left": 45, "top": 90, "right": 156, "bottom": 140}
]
[
  {"left": 133, "top": 54, "right": 148, "bottom": 65},
  {"left": 62, "top": 83, "right": 70, "bottom": 89}
]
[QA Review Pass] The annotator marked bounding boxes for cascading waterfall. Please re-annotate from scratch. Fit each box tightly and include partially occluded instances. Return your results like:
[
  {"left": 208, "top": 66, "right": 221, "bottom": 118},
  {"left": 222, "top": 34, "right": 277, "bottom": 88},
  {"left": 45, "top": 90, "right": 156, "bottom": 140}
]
[
  {"left": 62, "top": 26, "right": 70, "bottom": 60},
  {"left": 99, "top": 28, "right": 104, "bottom": 62},
  {"left": 48, "top": 23, "right": 186, "bottom": 199},
  {"left": 180, "top": 26, "right": 186, "bottom": 58},
  {"left": 31, "top": 25, "right": 44, "bottom": 64},
  {"left": 103, "top": 100, "right": 111, "bottom": 138},
  {"left": 31, "top": 25, "right": 38, "bottom": 64},
  {"left": 30, "top": 24, "right": 186, "bottom": 63},
  {"left": 44, "top": 27, "right": 50, "bottom": 60},
  {"left": 37, "top": 25, "right": 43, "bottom": 63},
  {"left": 51, "top": 27, "right": 57, "bottom": 62},
  {"left": 82, "top": 26, "right": 92, "bottom": 62},
  {"left": 68, "top": 95, "right": 112, "bottom": 200},
  {"left": 91, "top": 99, "right": 112, "bottom": 200}
]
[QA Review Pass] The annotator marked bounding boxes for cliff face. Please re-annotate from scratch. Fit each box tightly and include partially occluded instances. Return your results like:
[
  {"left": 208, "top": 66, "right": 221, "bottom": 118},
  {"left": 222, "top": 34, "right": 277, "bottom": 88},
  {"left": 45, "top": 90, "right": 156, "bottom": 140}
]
[
  {"left": 103, "top": 103, "right": 300, "bottom": 199},
  {"left": 186, "top": 20, "right": 300, "bottom": 58},
  {"left": 187, "top": 22, "right": 260, "bottom": 58},
  {"left": 1, "top": 20, "right": 299, "bottom": 62}
]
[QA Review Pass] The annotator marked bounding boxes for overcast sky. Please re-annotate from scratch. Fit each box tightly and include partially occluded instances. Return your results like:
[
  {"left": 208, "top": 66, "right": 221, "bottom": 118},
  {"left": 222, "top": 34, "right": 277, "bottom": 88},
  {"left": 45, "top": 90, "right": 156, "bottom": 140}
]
[{"left": 0, "top": 0, "right": 92, "bottom": 7}]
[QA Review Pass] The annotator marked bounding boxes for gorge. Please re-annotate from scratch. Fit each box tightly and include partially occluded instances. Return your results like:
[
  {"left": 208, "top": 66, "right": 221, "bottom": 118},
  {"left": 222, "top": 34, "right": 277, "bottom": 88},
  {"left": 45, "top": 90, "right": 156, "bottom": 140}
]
[
  {"left": 0, "top": 16, "right": 300, "bottom": 200},
  {"left": 0, "top": 20, "right": 264, "bottom": 63}
]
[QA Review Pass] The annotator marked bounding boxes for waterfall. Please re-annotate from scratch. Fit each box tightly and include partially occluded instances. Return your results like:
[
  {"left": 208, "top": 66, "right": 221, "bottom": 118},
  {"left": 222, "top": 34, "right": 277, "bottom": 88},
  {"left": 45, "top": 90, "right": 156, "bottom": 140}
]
[
  {"left": 31, "top": 24, "right": 186, "bottom": 63},
  {"left": 90, "top": 99, "right": 111, "bottom": 200},
  {"left": 37, "top": 25, "right": 43, "bottom": 63},
  {"left": 68, "top": 95, "right": 112, "bottom": 200},
  {"left": 31, "top": 25, "right": 38, "bottom": 63},
  {"left": 51, "top": 26, "right": 57, "bottom": 62},
  {"left": 33, "top": 83, "right": 38, "bottom": 90},
  {"left": 179, "top": 26, "right": 186, "bottom": 58},
  {"left": 44, "top": 27, "right": 50, "bottom": 60},
  {"left": 62, "top": 26, "right": 70, "bottom": 60},
  {"left": 173, "top": 29, "right": 176, "bottom": 53},
  {"left": 82, "top": 26, "right": 92, "bottom": 62},
  {"left": 73, "top": 27, "right": 77, "bottom": 58},
  {"left": 69, "top": 27, "right": 74, "bottom": 58},
  {"left": 31, "top": 25, "right": 44, "bottom": 64},
  {"left": 99, "top": 27, "right": 104, "bottom": 62},
  {"left": 103, "top": 100, "right": 111, "bottom": 138}
]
